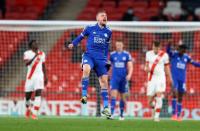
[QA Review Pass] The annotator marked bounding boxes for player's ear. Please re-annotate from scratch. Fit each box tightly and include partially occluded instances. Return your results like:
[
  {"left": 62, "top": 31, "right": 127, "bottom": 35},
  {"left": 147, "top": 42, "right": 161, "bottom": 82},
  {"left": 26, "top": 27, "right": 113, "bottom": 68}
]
[
  {"left": 96, "top": 14, "right": 98, "bottom": 21},
  {"left": 96, "top": 12, "right": 100, "bottom": 21}
]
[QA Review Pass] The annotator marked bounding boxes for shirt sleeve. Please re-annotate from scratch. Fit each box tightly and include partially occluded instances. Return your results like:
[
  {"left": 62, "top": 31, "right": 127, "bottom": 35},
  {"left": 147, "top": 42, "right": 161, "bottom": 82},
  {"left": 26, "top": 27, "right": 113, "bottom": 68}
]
[
  {"left": 145, "top": 52, "right": 149, "bottom": 62},
  {"left": 72, "top": 26, "right": 90, "bottom": 46},
  {"left": 42, "top": 52, "right": 46, "bottom": 63},
  {"left": 164, "top": 53, "right": 170, "bottom": 65},
  {"left": 81, "top": 26, "right": 90, "bottom": 37},
  {"left": 127, "top": 52, "right": 132, "bottom": 62},
  {"left": 166, "top": 44, "right": 174, "bottom": 57},
  {"left": 23, "top": 51, "right": 31, "bottom": 60}
]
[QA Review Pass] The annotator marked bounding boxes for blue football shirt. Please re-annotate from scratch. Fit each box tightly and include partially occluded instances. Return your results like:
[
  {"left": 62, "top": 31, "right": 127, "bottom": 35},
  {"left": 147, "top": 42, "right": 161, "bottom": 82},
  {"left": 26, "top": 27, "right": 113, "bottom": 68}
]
[
  {"left": 72, "top": 23, "right": 112, "bottom": 59},
  {"left": 110, "top": 51, "right": 132, "bottom": 79},
  {"left": 167, "top": 46, "right": 192, "bottom": 82}
]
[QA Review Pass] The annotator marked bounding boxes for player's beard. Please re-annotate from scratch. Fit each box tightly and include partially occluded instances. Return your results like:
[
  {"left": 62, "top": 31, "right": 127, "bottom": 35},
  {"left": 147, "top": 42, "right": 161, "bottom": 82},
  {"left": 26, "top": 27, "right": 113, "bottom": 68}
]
[
  {"left": 101, "top": 21, "right": 106, "bottom": 27},
  {"left": 101, "top": 19, "right": 107, "bottom": 27},
  {"left": 98, "top": 22, "right": 106, "bottom": 28},
  {"left": 102, "top": 23, "right": 106, "bottom": 27}
]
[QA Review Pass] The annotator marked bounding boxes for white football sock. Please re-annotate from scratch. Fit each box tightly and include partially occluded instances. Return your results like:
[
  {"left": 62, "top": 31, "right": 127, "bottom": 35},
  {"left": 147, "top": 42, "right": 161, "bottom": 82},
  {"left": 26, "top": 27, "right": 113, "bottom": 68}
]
[
  {"left": 154, "top": 96, "right": 163, "bottom": 119},
  {"left": 32, "top": 96, "right": 41, "bottom": 115}
]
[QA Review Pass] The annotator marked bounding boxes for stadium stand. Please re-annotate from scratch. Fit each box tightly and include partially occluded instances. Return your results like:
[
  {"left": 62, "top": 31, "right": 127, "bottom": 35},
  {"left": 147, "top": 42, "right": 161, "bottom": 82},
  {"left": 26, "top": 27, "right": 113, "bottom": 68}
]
[
  {"left": 0, "top": 32, "right": 27, "bottom": 68},
  {"left": 0, "top": 0, "right": 58, "bottom": 67},
  {"left": 77, "top": 0, "right": 200, "bottom": 21}
]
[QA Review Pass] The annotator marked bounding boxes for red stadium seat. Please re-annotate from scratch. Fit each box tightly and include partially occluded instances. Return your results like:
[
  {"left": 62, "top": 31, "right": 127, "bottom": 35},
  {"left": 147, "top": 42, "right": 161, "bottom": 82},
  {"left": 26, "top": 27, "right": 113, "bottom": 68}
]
[{"left": 2, "top": 0, "right": 48, "bottom": 20}]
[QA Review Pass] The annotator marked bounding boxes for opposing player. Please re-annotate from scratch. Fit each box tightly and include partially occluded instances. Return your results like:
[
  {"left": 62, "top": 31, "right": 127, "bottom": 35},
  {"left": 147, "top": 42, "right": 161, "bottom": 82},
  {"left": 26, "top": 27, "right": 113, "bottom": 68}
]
[
  {"left": 109, "top": 40, "right": 133, "bottom": 120},
  {"left": 68, "top": 10, "right": 112, "bottom": 118},
  {"left": 23, "top": 40, "right": 48, "bottom": 119},
  {"left": 167, "top": 43, "right": 200, "bottom": 121},
  {"left": 145, "top": 41, "right": 172, "bottom": 122}
]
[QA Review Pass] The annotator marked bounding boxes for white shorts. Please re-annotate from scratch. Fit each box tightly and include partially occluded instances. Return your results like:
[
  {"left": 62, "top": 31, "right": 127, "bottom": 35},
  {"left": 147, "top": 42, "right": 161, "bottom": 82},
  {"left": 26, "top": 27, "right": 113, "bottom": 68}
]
[
  {"left": 147, "top": 78, "right": 166, "bottom": 96},
  {"left": 25, "top": 77, "right": 44, "bottom": 92}
]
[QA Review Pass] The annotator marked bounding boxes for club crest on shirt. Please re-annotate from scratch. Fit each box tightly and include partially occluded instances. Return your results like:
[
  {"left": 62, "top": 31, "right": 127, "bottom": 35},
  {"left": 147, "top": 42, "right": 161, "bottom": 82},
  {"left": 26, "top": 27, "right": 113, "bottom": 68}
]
[
  {"left": 184, "top": 58, "right": 187, "bottom": 62},
  {"left": 93, "top": 32, "right": 96, "bottom": 34},
  {"left": 104, "top": 33, "right": 108, "bottom": 37},
  {"left": 114, "top": 57, "right": 117, "bottom": 61},
  {"left": 122, "top": 57, "right": 126, "bottom": 61}
]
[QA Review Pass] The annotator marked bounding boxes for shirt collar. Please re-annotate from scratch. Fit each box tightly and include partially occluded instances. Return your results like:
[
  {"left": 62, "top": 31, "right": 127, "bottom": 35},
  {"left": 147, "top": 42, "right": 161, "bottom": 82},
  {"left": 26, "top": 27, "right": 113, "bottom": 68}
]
[{"left": 96, "top": 23, "right": 106, "bottom": 30}]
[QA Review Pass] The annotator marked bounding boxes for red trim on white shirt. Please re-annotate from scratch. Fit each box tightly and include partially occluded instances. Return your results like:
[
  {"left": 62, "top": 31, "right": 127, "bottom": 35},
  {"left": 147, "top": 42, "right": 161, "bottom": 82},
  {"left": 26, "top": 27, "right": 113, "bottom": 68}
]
[
  {"left": 148, "top": 51, "right": 165, "bottom": 81},
  {"left": 27, "top": 51, "right": 43, "bottom": 79}
]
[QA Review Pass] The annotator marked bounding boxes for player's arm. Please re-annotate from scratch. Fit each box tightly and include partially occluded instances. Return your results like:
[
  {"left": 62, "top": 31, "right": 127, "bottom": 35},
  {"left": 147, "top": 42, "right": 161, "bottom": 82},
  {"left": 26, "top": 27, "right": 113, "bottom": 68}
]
[
  {"left": 68, "top": 26, "right": 89, "bottom": 49},
  {"left": 126, "top": 53, "right": 133, "bottom": 81},
  {"left": 126, "top": 61, "right": 133, "bottom": 81},
  {"left": 164, "top": 54, "right": 173, "bottom": 85},
  {"left": 166, "top": 43, "right": 174, "bottom": 57},
  {"left": 24, "top": 52, "right": 38, "bottom": 66},
  {"left": 164, "top": 64, "right": 173, "bottom": 85},
  {"left": 144, "top": 62, "right": 150, "bottom": 73},
  {"left": 144, "top": 52, "right": 150, "bottom": 73},
  {"left": 189, "top": 56, "right": 200, "bottom": 67},
  {"left": 191, "top": 61, "right": 200, "bottom": 67},
  {"left": 42, "top": 63, "right": 48, "bottom": 86},
  {"left": 42, "top": 53, "right": 48, "bottom": 86}
]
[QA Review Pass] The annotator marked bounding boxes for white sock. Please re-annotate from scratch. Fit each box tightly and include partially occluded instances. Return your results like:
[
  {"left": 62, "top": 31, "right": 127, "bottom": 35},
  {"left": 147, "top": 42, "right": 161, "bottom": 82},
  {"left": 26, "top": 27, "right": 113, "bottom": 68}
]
[
  {"left": 154, "top": 96, "right": 163, "bottom": 119},
  {"left": 32, "top": 96, "right": 41, "bottom": 115}
]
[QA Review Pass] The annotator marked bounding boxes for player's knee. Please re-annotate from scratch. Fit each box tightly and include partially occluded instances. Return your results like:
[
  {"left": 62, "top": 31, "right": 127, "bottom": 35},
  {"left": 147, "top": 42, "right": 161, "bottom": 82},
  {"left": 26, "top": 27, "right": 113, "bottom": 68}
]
[
  {"left": 111, "top": 90, "right": 117, "bottom": 97},
  {"left": 148, "top": 97, "right": 153, "bottom": 105},
  {"left": 99, "top": 81, "right": 108, "bottom": 88},
  {"left": 83, "top": 65, "right": 91, "bottom": 77},
  {"left": 35, "top": 89, "right": 42, "bottom": 96},
  {"left": 99, "top": 76, "right": 108, "bottom": 88},
  {"left": 156, "top": 92, "right": 162, "bottom": 97}
]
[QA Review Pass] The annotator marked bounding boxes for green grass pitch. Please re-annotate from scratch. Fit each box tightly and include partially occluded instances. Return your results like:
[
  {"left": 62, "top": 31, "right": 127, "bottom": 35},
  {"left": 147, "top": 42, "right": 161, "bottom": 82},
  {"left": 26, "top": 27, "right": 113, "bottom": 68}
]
[{"left": 0, "top": 117, "right": 199, "bottom": 131}]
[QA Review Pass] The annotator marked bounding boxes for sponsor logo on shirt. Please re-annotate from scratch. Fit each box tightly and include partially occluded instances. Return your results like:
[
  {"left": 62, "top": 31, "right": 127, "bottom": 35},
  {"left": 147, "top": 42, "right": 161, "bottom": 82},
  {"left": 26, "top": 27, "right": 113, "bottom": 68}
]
[
  {"left": 94, "top": 37, "right": 106, "bottom": 44},
  {"left": 114, "top": 62, "right": 125, "bottom": 68},
  {"left": 177, "top": 62, "right": 186, "bottom": 69}
]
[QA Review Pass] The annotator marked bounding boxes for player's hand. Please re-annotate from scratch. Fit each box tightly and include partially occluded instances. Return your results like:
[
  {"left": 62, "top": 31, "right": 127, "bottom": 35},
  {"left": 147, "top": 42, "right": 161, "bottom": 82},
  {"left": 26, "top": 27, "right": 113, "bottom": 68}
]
[
  {"left": 126, "top": 74, "right": 131, "bottom": 81},
  {"left": 68, "top": 43, "right": 74, "bottom": 49}
]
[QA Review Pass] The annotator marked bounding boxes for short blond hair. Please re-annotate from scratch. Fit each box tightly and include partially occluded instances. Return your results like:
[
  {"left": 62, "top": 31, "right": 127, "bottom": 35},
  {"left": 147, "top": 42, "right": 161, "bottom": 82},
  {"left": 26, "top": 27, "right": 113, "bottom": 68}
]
[{"left": 96, "top": 10, "right": 107, "bottom": 17}]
